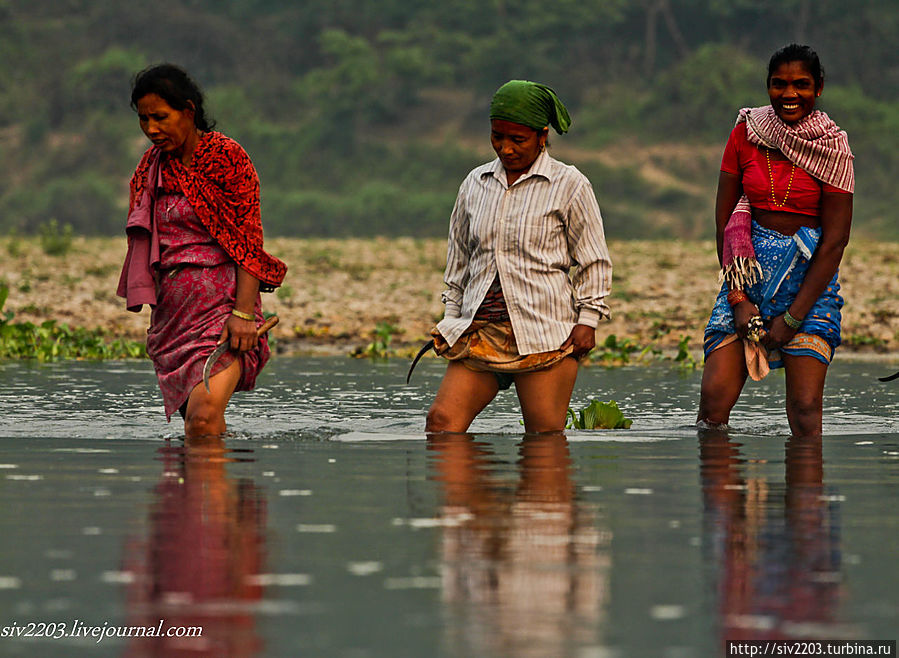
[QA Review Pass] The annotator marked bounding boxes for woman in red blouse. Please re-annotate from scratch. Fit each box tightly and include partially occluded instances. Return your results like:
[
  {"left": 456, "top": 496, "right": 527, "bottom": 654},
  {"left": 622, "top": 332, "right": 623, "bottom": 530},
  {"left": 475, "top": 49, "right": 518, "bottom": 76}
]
[
  {"left": 697, "top": 45, "right": 854, "bottom": 437},
  {"left": 118, "top": 64, "right": 286, "bottom": 438}
]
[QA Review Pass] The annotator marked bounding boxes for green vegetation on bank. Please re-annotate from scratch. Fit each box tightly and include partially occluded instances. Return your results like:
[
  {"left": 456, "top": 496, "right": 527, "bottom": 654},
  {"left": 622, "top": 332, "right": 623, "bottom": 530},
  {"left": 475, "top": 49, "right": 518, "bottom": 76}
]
[
  {"left": 351, "top": 322, "right": 402, "bottom": 360},
  {"left": 1, "top": 1, "right": 897, "bottom": 241},
  {"left": 587, "top": 333, "right": 699, "bottom": 371},
  {"left": 0, "top": 284, "right": 145, "bottom": 361},
  {"left": 348, "top": 322, "right": 702, "bottom": 371}
]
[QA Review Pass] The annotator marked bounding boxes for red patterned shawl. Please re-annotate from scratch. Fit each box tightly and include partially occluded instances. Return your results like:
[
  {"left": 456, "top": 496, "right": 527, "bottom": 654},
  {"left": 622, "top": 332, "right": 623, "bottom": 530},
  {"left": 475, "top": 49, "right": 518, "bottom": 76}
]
[
  {"left": 721, "top": 106, "right": 854, "bottom": 289},
  {"left": 129, "top": 131, "right": 287, "bottom": 289}
]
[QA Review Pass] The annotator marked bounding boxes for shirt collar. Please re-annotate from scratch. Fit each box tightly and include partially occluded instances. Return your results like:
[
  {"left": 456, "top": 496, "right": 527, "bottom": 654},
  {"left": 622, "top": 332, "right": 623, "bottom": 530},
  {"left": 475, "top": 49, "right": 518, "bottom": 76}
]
[{"left": 484, "top": 149, "right": 554, "bottom": 187}]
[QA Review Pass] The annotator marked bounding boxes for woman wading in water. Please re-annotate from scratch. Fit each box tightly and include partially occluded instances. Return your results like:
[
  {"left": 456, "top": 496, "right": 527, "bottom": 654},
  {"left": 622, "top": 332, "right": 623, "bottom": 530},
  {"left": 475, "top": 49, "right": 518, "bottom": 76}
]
[
  {"left": 118, "top": 64, "right": 286, "bottom": 437},
  {"left": 425, "top": 80, "right": 612, "bottom": 433},
  {"left": 698, "top": 45, "right": 854, "bottom": 437}
]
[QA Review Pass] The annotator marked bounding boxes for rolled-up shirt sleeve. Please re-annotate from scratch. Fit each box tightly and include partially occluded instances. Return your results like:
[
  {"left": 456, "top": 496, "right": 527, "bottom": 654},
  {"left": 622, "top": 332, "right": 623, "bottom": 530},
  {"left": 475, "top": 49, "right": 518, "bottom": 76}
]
[
  {"left": 566, "top": 180, "right": 612, "bottom": 328},
  {"left": 440, "top": 183, "right": 470, "bottom": 319}
]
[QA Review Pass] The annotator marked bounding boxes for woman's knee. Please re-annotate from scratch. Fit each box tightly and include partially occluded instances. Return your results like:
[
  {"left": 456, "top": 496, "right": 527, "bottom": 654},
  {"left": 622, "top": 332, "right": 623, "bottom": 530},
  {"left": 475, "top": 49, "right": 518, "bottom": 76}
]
[
  {"left": 425, "top": 403, "right": 455, "bottom": 433},
  {"left": 785, "top": 386, "right": 823, "bottom": 437},
  {"left": 699, "top": 347, "right": 745, "bottom": 411},
  {"left": 784, "top": 358, "right": 826, "bottom": 415},
  {"left": 184, "top": 402, "right": 226, "bottom": 437},
  {"left": 786, "top": 391, "right": 822, "bottom": 420},
  {"left": 698, "top": 376, "right": 741, "bottom": 422}
]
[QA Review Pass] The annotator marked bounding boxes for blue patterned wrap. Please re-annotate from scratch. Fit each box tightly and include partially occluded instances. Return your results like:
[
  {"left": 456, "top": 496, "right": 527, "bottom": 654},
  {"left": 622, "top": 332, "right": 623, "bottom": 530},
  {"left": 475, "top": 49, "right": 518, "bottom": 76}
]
[{"left": 703, "top": 221, "right": 843, "bottom": 368}]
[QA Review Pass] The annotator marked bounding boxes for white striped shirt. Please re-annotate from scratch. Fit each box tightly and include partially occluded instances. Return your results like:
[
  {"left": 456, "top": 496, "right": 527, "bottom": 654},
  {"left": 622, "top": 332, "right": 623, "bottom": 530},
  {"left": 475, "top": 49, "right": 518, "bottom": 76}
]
[{"left": 437, "top": 150, "right": 612, "bottom": 355}]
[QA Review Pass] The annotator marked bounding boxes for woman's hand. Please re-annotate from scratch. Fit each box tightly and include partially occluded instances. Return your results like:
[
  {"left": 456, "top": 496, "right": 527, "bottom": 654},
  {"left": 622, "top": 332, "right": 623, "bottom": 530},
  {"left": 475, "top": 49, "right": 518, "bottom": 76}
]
[
  {"left": 219, "top": 314, "right": 258, "bottom": 353},
  {"left": 561, "top": 324, "right": 596, "bottom": 359},
  {"left": 220, "top": 266, "right": 262, "bottom": 353},
  {"left": 732, "top": 300, "right": 761, "bottom": 339},
  {"left": 761, "top": 314, "right": 797, "bottom": 351}
]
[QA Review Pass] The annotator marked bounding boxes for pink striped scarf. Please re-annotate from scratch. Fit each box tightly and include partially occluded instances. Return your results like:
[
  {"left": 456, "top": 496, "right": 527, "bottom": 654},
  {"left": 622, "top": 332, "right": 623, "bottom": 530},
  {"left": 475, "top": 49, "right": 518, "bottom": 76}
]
[{"left": 721, "top": 105, "right": 854, "bottom": 289}]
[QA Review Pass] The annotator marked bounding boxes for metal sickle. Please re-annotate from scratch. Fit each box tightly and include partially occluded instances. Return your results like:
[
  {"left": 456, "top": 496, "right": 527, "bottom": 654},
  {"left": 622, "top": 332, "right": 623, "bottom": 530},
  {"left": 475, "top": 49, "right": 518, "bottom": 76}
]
[
  {"left": 406, "top": 339, "right": 436, "bottom": 384},
  {"left": 203, "top": 315, "right": 279, "bottom": 392}
]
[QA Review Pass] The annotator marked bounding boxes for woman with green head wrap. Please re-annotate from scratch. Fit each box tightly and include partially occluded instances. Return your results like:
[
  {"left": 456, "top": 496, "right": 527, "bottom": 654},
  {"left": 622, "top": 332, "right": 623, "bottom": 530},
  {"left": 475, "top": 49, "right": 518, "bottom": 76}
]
[
  {"left": 423, "top": 80, "right": 613, "bottom": 434},
  {"left": 488, "top": 79, "right": 572, "bottom": 136}
]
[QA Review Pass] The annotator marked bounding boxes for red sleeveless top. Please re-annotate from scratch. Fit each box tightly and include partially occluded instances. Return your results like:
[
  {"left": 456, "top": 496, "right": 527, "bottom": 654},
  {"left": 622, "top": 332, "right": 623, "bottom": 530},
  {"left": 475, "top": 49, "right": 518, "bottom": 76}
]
[{"left": 721, "top": 124, "right": 849, "bottom": 217}]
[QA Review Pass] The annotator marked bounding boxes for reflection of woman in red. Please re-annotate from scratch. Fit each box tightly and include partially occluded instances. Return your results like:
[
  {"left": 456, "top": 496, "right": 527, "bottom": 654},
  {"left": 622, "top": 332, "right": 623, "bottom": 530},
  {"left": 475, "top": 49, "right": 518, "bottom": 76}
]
[
  {"left": 699, "top": 430, "right": 845, "bottom": 646},
  {"left": 123, "top": 436, "right": 267, "bottom": 656},
  {"left": 428, "top": 433, "right": 609, "bottom": 656}
]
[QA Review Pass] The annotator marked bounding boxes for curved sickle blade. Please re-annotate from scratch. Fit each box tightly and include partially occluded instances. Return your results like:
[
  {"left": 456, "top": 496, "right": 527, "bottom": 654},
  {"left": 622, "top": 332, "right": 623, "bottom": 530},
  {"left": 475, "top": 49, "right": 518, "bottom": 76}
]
[
  {"left": 202, "top": 341, "right": 231, "bottom": 393},
  {"left": 406, "top": 339, "right": 435, "bottom": 385},
  {"left": 878, "top": 370, "right": 899, "bottom": 382},
  {"left": 203, "top": 315, "right": 280, "bottom": 392}
]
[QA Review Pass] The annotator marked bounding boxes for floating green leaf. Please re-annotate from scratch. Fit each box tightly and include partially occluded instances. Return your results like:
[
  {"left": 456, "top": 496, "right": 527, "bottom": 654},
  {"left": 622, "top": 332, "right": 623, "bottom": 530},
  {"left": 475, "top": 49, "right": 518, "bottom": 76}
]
[{"left": 567, "top": 399, "right": 633, "bottom": 430}]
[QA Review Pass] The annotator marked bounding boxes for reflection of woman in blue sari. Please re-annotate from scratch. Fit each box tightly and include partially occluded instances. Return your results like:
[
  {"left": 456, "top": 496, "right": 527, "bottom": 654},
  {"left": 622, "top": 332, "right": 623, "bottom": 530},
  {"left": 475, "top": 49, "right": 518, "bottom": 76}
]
[
  {"left": 699, "top": 430, "right": 847, "bottom": 647},
  {"left": 697, "top": 44, "right": 854, "bottom": 436}
]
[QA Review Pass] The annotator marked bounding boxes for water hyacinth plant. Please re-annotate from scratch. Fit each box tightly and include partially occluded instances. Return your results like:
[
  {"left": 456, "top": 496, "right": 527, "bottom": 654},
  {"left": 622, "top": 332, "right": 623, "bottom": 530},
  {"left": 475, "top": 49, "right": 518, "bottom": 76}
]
[
  {"left": 567, "top": 399, "right": 633, "bottom": 430},
  {"left": 587, "top": 332, "right": 699, "bottom": 371},
  {"left": 588, "top": 334, "right": 649, "bottom": 365},
  {"left": 352, "top": 322, "right": 400, "bottom": 359},
  {"left": 0, "top": 284, "right": 145, "bottom": 361}
]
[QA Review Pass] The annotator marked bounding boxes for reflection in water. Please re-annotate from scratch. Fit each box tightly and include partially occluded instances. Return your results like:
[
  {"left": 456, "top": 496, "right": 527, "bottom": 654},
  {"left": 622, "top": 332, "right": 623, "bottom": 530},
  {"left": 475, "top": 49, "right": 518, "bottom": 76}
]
[
  {"left": 699, "top": 431, "right": 849, "bottom": 646},
  {"left": 427, "top": 434, "right": 610, "bottom": 657},
  {"left": 123, "top": 437, "right": 267, "bottom": 657}
]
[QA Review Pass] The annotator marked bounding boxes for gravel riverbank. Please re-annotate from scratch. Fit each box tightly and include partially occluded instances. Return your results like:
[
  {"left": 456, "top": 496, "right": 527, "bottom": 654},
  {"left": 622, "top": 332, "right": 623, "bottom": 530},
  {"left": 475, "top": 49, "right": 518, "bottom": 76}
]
[{"left": 3, "top": 236, "right": 898, "bottom": 362}]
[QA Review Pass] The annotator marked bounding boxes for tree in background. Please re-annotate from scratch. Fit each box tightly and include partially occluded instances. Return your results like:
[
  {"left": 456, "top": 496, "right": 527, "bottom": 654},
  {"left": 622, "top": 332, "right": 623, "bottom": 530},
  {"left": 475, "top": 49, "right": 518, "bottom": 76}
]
[{"left": 0, "top": 0, "right": 896, "bottom": 238}]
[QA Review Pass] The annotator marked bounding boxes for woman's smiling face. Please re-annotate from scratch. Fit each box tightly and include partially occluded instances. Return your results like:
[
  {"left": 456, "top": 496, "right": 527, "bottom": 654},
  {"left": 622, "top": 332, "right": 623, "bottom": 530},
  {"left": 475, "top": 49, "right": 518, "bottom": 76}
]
[{"left": 767, "top": 60, "right": 820, "bottom": 124}]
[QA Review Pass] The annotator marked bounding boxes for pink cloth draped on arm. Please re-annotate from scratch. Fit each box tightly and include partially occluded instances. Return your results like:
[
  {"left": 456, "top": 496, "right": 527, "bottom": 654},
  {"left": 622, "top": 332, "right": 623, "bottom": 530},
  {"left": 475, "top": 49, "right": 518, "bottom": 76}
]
[{"left": 116, "top": 151, "right": 162, "bottom": 311}]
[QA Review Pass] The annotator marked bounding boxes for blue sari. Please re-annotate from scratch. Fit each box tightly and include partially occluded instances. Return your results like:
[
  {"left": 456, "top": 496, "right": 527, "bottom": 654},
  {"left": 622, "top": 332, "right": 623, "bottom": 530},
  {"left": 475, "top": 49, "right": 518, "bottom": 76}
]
[{"left": 704, "top": 221, "right": 842, "bottom": 368}]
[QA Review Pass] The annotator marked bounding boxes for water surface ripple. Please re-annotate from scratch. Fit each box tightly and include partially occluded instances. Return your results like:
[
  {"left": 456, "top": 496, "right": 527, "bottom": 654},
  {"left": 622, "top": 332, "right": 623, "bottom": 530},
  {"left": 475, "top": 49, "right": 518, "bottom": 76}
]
[{"left": 0, "top": 357, "right": 897, "bottom": 656}]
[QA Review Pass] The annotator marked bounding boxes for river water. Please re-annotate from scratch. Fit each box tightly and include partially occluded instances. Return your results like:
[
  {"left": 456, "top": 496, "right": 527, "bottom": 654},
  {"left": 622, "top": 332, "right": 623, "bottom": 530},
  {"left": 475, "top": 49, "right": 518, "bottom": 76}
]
[{"left": 0, "top": 357, "right": 897, "bottom": 656}]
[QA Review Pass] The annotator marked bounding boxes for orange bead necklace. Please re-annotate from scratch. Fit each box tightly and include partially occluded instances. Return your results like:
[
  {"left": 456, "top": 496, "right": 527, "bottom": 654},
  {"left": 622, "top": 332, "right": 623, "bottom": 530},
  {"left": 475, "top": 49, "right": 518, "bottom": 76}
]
[{"left": 764, "top": 147, "right": 796, "bottom": 207}]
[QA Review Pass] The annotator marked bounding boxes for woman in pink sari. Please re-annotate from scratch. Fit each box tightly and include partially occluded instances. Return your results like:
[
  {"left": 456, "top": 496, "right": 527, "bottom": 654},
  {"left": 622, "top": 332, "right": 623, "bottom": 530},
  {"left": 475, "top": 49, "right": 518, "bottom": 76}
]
[{"left": 118, "top": 64, "right": 286, "bottom": 438}]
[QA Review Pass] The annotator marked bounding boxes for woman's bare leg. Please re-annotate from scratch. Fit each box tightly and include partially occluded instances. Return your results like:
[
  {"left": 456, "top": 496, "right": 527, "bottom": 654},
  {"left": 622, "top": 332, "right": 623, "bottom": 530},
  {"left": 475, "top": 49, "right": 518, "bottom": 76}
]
[
  {"left": 183, "top": 358, "right": 242, "bottom": 438},
  {"left": 782, "top": 354, "right": 828, "bottom": 438},
  {"left": 426, "top": 361, "right": 500, "bottom": 433},
  {"left": 513, "top": 357, "right": 579, "bottom": 433},
  {"left": 698, "top": 340, "right": 749, "bottom": 426}
]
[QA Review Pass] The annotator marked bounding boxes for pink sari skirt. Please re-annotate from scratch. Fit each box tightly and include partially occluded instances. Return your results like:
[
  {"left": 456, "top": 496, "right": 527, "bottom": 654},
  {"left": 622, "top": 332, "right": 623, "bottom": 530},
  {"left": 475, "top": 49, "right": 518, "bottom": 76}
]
[{"left": 147, "top": 263, "right": 270, "bottom": 421}]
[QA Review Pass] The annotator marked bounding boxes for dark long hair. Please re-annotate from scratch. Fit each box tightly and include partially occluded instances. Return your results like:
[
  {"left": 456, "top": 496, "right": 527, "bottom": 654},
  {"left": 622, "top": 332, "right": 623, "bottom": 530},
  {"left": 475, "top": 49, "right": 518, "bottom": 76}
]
[
  {"left": 767, "top": 44, "right": 825, "bottom": 91},
  {"left": 130, "top": 63, "right": 215, "bottom": 131}
]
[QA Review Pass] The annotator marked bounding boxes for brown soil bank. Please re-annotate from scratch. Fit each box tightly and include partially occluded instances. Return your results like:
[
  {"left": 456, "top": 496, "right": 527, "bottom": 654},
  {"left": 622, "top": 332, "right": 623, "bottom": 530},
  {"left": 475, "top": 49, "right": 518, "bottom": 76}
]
[{"left": 2, "top": 236, "right": 898, "bottom": 360}]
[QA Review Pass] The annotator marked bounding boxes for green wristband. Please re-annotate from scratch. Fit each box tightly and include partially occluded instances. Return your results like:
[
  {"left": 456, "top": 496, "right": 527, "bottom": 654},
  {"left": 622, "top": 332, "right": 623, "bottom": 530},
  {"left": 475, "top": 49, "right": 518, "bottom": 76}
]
[{"left": 783, "top": 310, "right": 803, "bottom": 329}]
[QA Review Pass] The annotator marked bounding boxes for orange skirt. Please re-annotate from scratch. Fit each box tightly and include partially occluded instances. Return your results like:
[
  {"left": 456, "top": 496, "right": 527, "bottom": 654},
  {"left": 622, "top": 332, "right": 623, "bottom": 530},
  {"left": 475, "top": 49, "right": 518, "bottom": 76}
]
[{"left": 431, "top": 321, "right": 574, "bottom": 374}]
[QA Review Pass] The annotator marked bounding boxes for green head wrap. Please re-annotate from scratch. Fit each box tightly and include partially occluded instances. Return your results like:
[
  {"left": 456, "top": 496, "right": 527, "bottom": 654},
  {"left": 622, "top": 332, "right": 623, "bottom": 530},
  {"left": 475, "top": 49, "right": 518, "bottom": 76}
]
[{"left": 489, "top": 80, "right": 571, "bottom": 134}]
